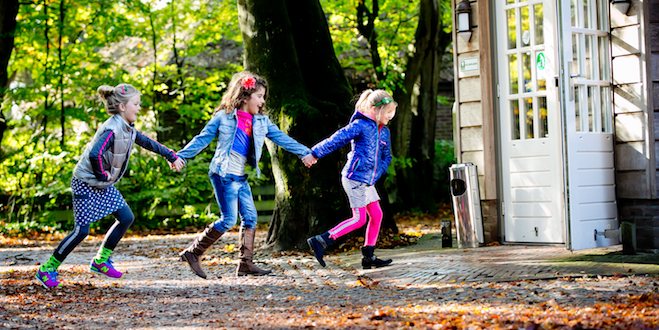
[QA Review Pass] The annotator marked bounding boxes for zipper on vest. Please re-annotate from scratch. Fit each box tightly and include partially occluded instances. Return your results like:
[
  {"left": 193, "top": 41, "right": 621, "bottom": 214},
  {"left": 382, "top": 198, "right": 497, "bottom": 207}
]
[{"left": 370, "top": 126, "right": 381, "bottom": 185}]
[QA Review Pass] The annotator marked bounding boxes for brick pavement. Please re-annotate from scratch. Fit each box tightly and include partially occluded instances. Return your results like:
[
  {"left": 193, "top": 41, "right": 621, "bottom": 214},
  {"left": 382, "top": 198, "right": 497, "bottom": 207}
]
[
  {"left": 2, "top": 232, "right": 658, "bottom": 290},
  {"left": 331, "top": 234, "right": 659, "bottom": 287}
]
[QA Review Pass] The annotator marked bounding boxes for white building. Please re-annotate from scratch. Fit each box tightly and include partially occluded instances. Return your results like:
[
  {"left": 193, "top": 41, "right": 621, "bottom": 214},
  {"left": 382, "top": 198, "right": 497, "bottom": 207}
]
[{"left": 452, "top": 0, "right": 658, "bottom": 251}]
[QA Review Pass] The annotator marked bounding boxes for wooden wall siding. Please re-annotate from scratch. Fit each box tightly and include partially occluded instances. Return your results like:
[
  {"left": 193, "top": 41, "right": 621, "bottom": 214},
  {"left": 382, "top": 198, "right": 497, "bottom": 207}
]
[
  {"left": 611, "top": 0, "right": 656, "bottom": 198},
  {"left": 452, "top": 0, "right": 497, "bottom": 203},
  {"left": 478, "top": 0, "right": 496, "bottom": 201}
]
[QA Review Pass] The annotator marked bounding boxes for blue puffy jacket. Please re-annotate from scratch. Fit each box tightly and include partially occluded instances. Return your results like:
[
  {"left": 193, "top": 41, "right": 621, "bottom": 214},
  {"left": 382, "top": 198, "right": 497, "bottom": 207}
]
[{"left": 311, "top": 111, "right": 393, "bottom": 185}]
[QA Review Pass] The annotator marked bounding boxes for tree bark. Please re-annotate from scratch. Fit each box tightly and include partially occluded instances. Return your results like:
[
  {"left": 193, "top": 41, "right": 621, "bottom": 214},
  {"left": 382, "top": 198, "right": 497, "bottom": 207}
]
[
  {"left": 356, "top": 0, "right": 384, "bottom": 81},
  {"left": 238, "top": 0, "right": 353, "bottom": 251},
  {"left": 390, "top": 0, "right": 449, "bottom": 211},
  {"left": 0, "top": 0, "right": 20, "bottom": 154},
  {"left": 59, "top": 0, "right": 66, "bottom": 149}
]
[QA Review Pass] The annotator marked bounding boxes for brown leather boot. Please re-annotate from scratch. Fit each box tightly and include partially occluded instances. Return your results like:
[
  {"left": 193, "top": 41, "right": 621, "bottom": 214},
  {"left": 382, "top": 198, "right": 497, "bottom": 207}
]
[
  {"left": 236, "top": 227, "right": 271, "bottom": 276},
  {"left": 179, "top": 225, "right": 223, "bottom": 279}
]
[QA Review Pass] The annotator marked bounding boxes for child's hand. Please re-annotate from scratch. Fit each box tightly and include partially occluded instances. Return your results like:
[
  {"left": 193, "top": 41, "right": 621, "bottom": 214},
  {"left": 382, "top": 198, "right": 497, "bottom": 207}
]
[
  {"left": 170, "top": 158, "right": 185, "bottom": 172},
  {"left": 302, "top": 154, "right": 317, "bottom": 168}
]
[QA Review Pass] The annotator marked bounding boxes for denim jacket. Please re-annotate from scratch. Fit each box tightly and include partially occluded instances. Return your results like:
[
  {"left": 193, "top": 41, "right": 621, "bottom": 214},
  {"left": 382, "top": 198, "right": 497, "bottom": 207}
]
[
  {"left": 177, "top": 109, "right": 311, "bottom": 178},
  {"left": 311, "top": 111, "right": 393, "bottom": 185}
]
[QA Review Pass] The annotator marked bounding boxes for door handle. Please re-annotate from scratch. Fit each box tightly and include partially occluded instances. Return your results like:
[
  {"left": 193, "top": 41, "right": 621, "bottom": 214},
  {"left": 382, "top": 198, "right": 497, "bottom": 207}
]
[{"left": 568, "top": 62, "right": 580, "bottom": 101}]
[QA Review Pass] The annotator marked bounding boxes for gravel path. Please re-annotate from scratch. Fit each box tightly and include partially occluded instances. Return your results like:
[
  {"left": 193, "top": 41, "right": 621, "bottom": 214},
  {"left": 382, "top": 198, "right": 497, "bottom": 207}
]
[{"left": 2, "top": 231, "right": 659, "bottom": 329}]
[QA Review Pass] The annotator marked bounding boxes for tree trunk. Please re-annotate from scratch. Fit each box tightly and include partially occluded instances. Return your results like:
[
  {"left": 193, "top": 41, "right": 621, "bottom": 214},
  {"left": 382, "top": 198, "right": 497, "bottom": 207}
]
[
  {"left": 390, "top": 0, "right": 448, "bottom": 211},
  {"left": 59, "top": 0, "right": 66, "bottom": 149},
  {"left": 238, "top": 0, "right": 353, "bottom": 251},
  {"left": 0, "top": 0, "right": 20, "bottom": 154}
]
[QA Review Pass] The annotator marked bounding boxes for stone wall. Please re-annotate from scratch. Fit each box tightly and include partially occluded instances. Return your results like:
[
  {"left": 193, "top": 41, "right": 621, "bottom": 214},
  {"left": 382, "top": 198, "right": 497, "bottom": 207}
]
[
  {"left": 618, "top": 199, "right": 659, "bottom": 251},
  {"left": 435, "top": 89, "right": 454, "bottom": 141}
]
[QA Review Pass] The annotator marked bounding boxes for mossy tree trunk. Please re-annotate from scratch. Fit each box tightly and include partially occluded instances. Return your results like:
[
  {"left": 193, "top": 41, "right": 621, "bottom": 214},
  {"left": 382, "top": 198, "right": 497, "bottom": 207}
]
[
  {"left": 0, "top": 0, "right": 19, "bottom": 156},
  {"left": 238, "top": 0, "right": 354, "bottom": 251}
]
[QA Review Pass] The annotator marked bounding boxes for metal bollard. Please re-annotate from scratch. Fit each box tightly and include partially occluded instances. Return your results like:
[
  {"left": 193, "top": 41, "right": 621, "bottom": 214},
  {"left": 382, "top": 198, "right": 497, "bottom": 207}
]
[{"left": 441, "top": 220, "right": 452, "bottom": 248}]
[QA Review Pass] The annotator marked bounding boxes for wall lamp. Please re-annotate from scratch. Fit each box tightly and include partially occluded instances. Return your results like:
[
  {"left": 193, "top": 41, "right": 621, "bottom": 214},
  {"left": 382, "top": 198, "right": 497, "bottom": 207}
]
[
  {"left": 456, "top": 0, "right": 472, "bottom": 42},
  {"left": 611, "top": 0, "right": 631, "bottom": 15}
]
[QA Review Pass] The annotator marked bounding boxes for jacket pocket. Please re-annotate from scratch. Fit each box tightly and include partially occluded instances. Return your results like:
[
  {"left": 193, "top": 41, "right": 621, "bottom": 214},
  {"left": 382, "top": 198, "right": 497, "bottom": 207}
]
[
  {"left": 220, "top": 124, "right": 233, "bottom": 133},
  {"left": 253, "top": 126, "right": 267, "bottom": 139},
  {"left": 350, "top": 158, "right": 361, "bottom": 171}
]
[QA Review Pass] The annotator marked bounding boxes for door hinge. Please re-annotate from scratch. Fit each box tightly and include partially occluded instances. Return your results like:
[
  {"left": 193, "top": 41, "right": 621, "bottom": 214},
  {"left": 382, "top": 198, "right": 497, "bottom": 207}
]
[
  {"left": 501, "top": 201, "right": 505, "bottom": 216},
  {"left": 497, "top": 83, "right": 500, "bottom": 98}
]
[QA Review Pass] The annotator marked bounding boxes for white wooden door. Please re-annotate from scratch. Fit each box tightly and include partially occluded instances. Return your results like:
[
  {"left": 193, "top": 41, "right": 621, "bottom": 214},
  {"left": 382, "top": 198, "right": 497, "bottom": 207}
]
[
  {"left": 557, "top": 0, "right": 619, "bottom": 250},
  {"left": 498, "top": 0, "right": 565, "bottom": 243}
]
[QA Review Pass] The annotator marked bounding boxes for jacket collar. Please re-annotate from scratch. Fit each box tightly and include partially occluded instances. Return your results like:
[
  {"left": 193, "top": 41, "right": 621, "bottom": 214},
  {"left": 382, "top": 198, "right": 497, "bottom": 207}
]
[
  {"left": 114, "top": 114, "right": 134, "bottom": 132},
  {"left": 350, "top": 110, "right": 377, "bottom": 124},
  {"left": 228, "top": 108, "right": 264, "bottom": 120}
]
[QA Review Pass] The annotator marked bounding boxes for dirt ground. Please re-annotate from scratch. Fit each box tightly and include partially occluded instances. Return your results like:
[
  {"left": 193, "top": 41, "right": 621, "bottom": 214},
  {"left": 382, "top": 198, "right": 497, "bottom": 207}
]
[{"left": 2, "top": 221, "right": 659, "bottom": 329}]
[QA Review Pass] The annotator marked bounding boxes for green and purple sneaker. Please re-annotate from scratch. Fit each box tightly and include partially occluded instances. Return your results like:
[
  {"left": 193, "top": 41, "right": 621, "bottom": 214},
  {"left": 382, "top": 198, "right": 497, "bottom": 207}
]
[
  {"left": 35, "top": 268, "right": 62, "bottom": 289},
  {"left": 90, "top": 258, "right": 123, "bottom": 279}
]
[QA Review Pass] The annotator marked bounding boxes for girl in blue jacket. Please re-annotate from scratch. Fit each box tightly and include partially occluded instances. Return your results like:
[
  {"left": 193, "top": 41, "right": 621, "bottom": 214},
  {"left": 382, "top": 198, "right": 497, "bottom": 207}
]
[
  {"left": 176, "top": 71, "right": 311, "bottom": 278},
  {"left": 303, "top": 89, "right": 397, "bottom": 269},
  {"left": 36, "top": 84, "right": 185, "bottom": 289}
]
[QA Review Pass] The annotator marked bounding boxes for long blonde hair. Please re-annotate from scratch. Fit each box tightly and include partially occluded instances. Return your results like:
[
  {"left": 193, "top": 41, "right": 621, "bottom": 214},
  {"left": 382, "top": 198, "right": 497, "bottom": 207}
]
[
  {"left": 214, "top": 71, "right": 268, "bottom": 115},
  {"left": 97, "top": 83, "right": 141, "bottom": 115},
  {"left": 355, "top": 89, "right": 397, "bottom": 123}
]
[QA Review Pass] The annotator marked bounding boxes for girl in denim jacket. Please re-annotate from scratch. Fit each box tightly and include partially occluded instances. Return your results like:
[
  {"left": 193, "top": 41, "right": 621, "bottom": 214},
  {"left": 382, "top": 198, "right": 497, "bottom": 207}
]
[
  {"left": 176, "top": 71, "right": 311, "bottom": 278},
  {"left": 303, "top": 89, "right": 397, "bottom": 269}
]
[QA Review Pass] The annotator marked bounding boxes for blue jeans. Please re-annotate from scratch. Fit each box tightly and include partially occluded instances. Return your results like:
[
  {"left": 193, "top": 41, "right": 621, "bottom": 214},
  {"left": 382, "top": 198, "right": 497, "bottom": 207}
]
[{"left": 209, "top": 173, "right": 258, "bottom": 232}]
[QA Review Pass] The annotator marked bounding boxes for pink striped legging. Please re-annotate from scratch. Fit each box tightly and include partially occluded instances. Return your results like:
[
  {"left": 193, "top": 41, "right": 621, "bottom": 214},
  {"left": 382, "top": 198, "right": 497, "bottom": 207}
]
[{"left": 327, "top": 201, "right": 383, "bottom": 246}]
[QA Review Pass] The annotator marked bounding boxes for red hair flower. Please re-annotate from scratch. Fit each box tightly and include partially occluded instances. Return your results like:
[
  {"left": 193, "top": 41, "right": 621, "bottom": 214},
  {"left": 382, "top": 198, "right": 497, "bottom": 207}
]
[{"left": 241, "top": 76, "right": 256, "bottom": 90}]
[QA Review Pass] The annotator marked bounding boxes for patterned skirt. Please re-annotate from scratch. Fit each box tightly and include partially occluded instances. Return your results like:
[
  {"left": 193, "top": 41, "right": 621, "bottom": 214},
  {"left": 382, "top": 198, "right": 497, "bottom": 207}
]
[{"left": 71, "top": 177, "right": 127, "bottom": 226}]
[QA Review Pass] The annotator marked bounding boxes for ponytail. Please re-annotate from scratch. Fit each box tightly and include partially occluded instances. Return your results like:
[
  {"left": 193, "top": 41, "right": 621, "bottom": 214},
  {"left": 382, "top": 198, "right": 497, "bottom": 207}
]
[
  {"left": 354, "top": 89, "right": 397, "bottom": 120},
  {"left": 97, "top": 83, "right": 141, "bottom": 115}
]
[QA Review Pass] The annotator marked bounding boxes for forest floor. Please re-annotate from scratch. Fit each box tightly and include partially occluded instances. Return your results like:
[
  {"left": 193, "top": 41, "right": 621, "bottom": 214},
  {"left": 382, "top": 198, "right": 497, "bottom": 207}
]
[{"left": 1, "top": 215, "right": 659, "bottom": 329}]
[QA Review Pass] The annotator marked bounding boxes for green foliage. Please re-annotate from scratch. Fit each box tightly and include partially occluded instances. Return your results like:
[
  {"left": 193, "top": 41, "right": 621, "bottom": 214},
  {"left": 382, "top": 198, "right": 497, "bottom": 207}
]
[
  {"left": 1, "top": 0, "right": 243, "bottom": 232},
  {"left": 434, "top": 139, "right": 456, "bottom": 202},
  {"left": 1, "top": 0, "right": 452, "bottom": 234},
  {"left": 321, "top": 0, "right": 453, "bottom": 94},
  {"left": 321, "top": 0, "right": 421, "bottom": 92}
]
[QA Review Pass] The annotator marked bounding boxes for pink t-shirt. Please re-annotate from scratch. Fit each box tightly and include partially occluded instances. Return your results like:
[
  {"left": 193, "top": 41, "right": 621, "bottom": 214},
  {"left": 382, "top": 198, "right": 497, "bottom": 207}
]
[{"left": 232, "top": 110, "right": 253, "bottom": 157}]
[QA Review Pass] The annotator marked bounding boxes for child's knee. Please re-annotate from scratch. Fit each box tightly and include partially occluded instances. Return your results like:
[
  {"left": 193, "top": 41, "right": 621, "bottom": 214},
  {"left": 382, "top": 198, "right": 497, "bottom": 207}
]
[
  {"left": 115, "top": 206, "right": 135, "bottom": 225},
  {"left": 355, "top": 207, "right": 368, "bottom": 226},
  {"left": 213, "top": 220, "right": 232, "bottom": 233},
  {"left": 78, "top": 225, "right": 90, "bottom": 237}
]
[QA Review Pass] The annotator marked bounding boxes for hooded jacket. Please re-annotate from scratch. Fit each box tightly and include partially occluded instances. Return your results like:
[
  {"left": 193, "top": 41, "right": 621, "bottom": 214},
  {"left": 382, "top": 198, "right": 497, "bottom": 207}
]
[{"left": 311, "top": 111, "right": 393, "bottom": 185}]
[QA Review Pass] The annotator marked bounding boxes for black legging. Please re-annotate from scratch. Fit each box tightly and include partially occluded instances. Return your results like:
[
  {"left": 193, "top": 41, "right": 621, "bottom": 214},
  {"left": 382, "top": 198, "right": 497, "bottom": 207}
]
[{"left": 53, "top": 205, "right": 135, "bottom": 262}]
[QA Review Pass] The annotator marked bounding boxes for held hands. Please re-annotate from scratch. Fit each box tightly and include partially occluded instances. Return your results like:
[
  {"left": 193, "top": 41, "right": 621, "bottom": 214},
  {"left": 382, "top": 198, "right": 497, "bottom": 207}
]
[
  {"left": 302, "top": 154, "right": 317, "bottom": 168},
  {"left": 169, "top": 157, "right": 185, "bottom": 172}
]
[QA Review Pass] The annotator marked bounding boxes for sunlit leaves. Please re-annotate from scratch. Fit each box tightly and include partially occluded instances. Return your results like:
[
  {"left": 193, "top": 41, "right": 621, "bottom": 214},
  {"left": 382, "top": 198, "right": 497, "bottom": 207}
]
[
  {"left": 321, "top": 0, "right": 421, "bottom": 90},
  {"left": 2, "top": 0, "right": 242, "bottom": 225}
]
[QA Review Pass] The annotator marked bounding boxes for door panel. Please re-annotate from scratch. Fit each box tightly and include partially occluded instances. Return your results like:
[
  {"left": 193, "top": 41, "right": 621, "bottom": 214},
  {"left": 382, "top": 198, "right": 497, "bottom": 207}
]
[
  {"left": 557, "top": 0, "right": 618, "bottom": 250},
  {"left": 498, "top": 0, "right": 564, "bottom": 244},
  {"left": 512, "top": 187, "right": 553, "bottom": 201}
]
